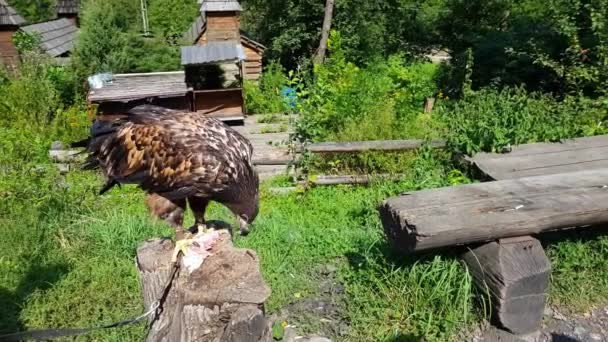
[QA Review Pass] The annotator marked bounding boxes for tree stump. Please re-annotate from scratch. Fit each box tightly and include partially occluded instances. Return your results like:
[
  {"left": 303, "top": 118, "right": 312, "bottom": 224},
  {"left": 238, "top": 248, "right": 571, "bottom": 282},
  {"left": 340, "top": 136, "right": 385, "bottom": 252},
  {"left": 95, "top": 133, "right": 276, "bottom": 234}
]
[
  {"left": 136, "top": 231, "right": 273, "bottom": 342},
  {"left": 462, "top": 236, "right": 551, "bottom": 335}
]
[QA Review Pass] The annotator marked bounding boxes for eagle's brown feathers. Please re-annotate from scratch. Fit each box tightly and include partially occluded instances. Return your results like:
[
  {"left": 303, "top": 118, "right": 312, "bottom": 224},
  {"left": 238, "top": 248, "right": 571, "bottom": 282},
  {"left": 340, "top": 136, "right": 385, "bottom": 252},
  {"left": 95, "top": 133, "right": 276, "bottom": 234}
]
[{"left": 77, "top": 105, "right": 259, "bottom": 236}]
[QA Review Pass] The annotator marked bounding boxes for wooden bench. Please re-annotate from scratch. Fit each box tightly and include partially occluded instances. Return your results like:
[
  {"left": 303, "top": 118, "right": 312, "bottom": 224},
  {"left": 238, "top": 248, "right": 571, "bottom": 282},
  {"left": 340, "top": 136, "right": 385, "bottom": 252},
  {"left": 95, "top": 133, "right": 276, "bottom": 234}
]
[{"left": 379, "top": 169, "right": 608, "bottom": 335}]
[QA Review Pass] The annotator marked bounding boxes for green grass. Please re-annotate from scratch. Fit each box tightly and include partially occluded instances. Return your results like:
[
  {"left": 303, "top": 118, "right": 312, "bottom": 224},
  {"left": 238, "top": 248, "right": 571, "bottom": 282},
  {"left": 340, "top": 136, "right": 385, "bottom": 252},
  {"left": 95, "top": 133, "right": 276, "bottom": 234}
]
[{"left": 1, "top": 158, "right": 608, "bottom": 341}]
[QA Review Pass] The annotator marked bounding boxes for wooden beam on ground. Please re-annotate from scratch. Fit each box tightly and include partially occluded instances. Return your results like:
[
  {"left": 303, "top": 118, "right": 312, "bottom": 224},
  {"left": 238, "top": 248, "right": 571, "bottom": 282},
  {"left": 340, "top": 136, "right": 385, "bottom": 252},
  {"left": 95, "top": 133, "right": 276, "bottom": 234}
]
[
  {"left": 307, "top": 174, "right": 405, "bottom": 186},
  {"left": 466, "top": 135, "right": 608, "bottom": 180},
  {"left": 253, "top": 157, "right": 292, "bottom": 166},
  {"left": 306, "top": 139, "right": 446, "bottom": 154},
  {"left": 379, "top": 169, "right": 608, "bottom": 254}
]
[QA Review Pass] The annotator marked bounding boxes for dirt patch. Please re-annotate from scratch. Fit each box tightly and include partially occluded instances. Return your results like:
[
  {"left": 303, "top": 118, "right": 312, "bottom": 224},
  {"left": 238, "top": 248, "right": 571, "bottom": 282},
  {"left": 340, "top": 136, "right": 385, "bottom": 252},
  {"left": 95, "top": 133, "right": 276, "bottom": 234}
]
[
  {"left": 473, "top": 306, "right": 608, "bottom": 342},
  {"left": 273, "top": 264, "right": 349, "bottom": 340}
]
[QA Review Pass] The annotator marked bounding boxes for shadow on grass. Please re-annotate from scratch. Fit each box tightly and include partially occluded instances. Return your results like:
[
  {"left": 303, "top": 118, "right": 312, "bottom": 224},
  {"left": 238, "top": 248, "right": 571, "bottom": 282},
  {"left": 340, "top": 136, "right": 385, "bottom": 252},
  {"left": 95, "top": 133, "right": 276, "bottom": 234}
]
[
  {"left": 0, "top": 263, "right": 69, "bottom": 334},
  {"left": 537, "top": 224, "right": 608, "bottom": 248},
  {"left": 385, "top": 334, "right": 425, "bottom": 342}
]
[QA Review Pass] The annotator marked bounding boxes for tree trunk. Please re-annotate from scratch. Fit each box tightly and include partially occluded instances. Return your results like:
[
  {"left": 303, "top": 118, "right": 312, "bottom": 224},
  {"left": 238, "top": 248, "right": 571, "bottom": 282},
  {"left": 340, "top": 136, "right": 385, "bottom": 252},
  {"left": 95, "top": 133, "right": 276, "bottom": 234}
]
[
  {"left": 136, "top": 232, "right": 273, "bottom": 342},
  {"left": 314, "top": 0, "right": 335, "bottom": 64}
]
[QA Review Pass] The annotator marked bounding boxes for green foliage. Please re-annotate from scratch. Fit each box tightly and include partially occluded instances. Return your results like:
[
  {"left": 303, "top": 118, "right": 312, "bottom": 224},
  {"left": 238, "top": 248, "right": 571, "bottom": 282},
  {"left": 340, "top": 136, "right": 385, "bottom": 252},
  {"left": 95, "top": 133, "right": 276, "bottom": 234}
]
[
  {"left": 70, "top": 0, "right": 140, "bottom": 84},
  {"left": 0, "top": 53, "right": 61, "bottom": 126},
  {"left": 12, "top": 31, "right": 42, "bottom": 54},
  {"left": 241, "top": 0, "right": 448, "bottom": 67},
  {"left": 71, "top": 0, "right": 181, "bottom": 91},
  {"left": 547, "top": 231, "right": 608, "bottom": 312},
  {"left": 442, "top": 87, "right": 608, "bottom": 155},
  {"left": 8, "top": 0, "right": 56, "bottom": 23},
  {"left": 294, "top": 32, "right": 443, "bottom": 143},
  {"left": 439, "top": 0, "right": 608, "bottom": 96},
  {"left": 148, "top": 0, "right": 199, "bottom": 44},
  {"left": 244, "top": 62, "right": 291, "bottom": 114}
]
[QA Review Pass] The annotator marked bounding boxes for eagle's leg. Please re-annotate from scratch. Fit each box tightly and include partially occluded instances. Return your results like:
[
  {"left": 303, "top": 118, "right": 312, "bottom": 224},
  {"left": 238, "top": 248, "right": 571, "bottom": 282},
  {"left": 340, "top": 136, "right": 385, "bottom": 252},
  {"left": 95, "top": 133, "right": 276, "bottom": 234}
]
[
  {"left": 187, "top": 196, "right": 209, "bottom": 235},
  {"left": 144, "top": 193, "right": 188, "bottom": 239},
  {"left": 168, "top": 199, "right": 188, "bottom": 240}
]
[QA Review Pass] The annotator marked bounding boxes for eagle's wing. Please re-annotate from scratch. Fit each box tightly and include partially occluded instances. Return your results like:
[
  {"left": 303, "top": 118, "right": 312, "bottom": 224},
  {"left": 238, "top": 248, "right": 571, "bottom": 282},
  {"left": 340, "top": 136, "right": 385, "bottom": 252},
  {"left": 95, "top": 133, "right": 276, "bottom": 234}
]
[{"left": 96, "top": 112, "right": 251, "bottom": 200}]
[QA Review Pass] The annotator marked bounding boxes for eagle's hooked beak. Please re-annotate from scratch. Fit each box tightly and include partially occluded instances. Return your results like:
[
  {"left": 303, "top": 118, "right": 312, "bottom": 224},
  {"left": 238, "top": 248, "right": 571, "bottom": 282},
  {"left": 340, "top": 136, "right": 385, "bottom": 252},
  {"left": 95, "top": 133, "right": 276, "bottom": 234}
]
[{"left": 238, "top": 215, "right": 250, "bottom": 236}]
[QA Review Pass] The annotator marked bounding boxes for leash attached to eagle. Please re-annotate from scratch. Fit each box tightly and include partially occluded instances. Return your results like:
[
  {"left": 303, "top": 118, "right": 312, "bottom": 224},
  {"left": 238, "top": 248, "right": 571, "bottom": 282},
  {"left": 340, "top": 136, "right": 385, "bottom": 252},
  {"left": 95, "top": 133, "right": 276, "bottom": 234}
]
[{"left": 73, "top": 105, "right": 260, "bottom": 240}]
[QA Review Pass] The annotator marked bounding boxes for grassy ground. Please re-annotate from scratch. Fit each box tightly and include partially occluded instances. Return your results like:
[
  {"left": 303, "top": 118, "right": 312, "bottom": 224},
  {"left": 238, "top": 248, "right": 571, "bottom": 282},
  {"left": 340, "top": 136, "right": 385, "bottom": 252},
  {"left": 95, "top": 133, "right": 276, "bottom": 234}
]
[{"left": 1, "top": 156, "right": 608, "bottom": 341}]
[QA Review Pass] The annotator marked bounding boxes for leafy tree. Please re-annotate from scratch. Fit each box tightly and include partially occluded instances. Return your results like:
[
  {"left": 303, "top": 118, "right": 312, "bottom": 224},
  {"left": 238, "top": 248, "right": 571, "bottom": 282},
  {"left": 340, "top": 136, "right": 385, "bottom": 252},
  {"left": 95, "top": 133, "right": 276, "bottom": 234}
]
[
  {"left": 148, "top": 0, "right": 199, "bottom": 44},
  {"left": 71, "top": 0, "right": 181, "bottom": 93},
  {"left": 71, "top": 0, "right": 140, "bottom": 83},
  {"left": 439, "top": 0, "right": 608, "bottom": 96},
  {"left": 241, "top": 0, "right": 448, "bottom": 68},
  {"left": 8, "top": 0, "right": 56, "bottom": 23}
]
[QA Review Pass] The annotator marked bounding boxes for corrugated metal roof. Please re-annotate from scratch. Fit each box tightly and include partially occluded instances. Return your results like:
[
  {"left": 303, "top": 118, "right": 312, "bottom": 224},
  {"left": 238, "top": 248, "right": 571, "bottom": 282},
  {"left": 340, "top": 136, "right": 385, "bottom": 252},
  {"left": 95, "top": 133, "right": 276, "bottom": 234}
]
[
  {"left": 0, "top": 0, "right": 26, "bottom": 26},
  {"left": 56, "top": 0, "right": 79, "bottom": 14},
  {"left": 87, "top": 71, "right": 188, "bottom": 102},
  {"left": 21, "top": 18, "right": 78, "bottom": 57},
  {"left": 181, "top": 42, "right": 246, "bottom": 65},
  {"left": 200, "top": 0, "right": 242, "bottom": 12}
]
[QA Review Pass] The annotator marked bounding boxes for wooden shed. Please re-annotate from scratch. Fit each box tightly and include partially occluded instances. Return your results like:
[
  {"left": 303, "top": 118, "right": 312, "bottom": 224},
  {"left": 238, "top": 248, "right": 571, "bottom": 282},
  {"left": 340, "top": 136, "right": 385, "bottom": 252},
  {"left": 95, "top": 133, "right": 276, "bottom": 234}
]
[
  {"left": 183, "top": 0, "right": 266, "bottom": 81},
  {"left": 56, "top": 0, "right": 80, "bottom": 27},
  {"left": 20, "top": 18, "right": 78, "bottom": 65},
  {"left": 87, "top": 0, "right": 255, "bottom": 123},
  {"left": 0, "top": 0, "right": 25, "bottom": 69}
]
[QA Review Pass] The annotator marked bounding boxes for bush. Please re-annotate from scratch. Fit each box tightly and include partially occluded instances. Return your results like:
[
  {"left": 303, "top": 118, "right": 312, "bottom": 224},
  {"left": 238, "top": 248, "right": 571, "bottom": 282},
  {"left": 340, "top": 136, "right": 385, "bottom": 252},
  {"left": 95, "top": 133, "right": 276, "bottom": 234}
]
[
  {"left": 294, "top": 32, "right": 443, "bottom": 143},
  {"left": 0, "top": 53, "right": 62, "bottom": 127},
  {"left": 442, "top": 87, "right": 608, "bottom": 155},
  {"left": 244, "top": 62, "right": 291, "bottom": 115}
]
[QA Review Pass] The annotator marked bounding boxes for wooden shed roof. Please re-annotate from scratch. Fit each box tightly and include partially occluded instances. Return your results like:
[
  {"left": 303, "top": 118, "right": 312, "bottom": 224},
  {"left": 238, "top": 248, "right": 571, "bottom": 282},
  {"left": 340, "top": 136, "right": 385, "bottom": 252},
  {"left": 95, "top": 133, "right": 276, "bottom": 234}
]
[
  {"left": 0, "top": 0, "right": 25, "bottom": 26},
  {"left": 182, "top": 15, "right": 266, "bottom": 52},
  {"left": 87, "top": 72, "right": 188, "bottom": 102},
  {"left": 56, "top": 0, "right": 80, "bottom": 14},
  {"left": 21, "top": 18, "right": 78, "bottom": 57},
  {"left": 199, "top": 0, "right": 242, "bottom": 12}
]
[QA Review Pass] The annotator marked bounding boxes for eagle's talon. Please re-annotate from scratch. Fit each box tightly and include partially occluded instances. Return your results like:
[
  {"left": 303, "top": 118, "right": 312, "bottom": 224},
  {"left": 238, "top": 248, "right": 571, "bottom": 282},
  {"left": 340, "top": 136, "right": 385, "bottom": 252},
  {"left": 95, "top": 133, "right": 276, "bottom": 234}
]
[
  {"left": 171, "top": 237, "right": 195, "bottom": 263},
  {"left": 188, "top": 223, "right": 208, "bottom": 235}
]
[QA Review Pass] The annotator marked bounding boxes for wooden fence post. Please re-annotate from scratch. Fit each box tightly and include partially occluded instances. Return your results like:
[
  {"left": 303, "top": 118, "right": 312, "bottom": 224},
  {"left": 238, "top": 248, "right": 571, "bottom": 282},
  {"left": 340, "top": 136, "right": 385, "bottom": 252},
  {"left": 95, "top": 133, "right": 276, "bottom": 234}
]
[{"left": 462, "top": 236, "right": 551, "bottom": 334}]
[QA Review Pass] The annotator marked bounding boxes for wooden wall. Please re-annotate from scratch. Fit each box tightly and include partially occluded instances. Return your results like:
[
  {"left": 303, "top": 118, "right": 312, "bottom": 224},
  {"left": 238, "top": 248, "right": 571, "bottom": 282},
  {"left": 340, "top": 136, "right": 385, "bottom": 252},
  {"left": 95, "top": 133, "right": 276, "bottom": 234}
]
[
  {"left": 205, "top": 12, "right": 240, "bottom": 42},
  {"left": 242, "top": 42, "right": 263, "bottom": 81},
  {"left": 193, "top": 88, "right": 243, "bottom": 118},
  {"left": 94, "top": 96, "right": 191, "bottom": 116},
  {"left": 0, "top": 28, "right": 19, "bottom": 69},
  {"left": 194, "top": 11, "right": 264, "bottom": 81}
]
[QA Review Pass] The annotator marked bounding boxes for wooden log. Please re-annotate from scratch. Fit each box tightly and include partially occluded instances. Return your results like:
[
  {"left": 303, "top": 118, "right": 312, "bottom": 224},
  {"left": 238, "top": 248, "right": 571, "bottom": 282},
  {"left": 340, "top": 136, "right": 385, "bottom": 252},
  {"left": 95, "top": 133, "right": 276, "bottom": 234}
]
[
  {"left": 136, "top": 232, "right": 272, "bottom": 342},
  {"left": 307, "top": 139, "right": 446, "bottom": 153},
  {"left": 462, "top": 236, "right": 551, "bottom": 334},
  {"left": 306, "top": 174, "right": 405, "bottom": 186},
  {"left": 379, "top": 169, "right": 608, "bottom": 254},
  {"left": 252, "top": 157, "right": 292, "bottom": 166}
]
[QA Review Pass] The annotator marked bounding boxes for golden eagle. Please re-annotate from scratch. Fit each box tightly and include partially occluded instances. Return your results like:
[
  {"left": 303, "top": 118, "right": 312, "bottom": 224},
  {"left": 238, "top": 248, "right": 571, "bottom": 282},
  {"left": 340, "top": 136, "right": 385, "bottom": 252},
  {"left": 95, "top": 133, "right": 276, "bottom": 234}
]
[{"left": 73, "top": 105, "right": 259, "bottom": 239}]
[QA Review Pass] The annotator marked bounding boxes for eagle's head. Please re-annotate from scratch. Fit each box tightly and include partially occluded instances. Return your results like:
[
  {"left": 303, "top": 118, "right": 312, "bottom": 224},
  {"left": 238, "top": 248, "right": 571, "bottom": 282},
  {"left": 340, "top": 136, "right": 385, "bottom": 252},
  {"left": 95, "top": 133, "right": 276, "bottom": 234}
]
[{"left": 226, "top": 192, "right": 259, "bottom": 235}]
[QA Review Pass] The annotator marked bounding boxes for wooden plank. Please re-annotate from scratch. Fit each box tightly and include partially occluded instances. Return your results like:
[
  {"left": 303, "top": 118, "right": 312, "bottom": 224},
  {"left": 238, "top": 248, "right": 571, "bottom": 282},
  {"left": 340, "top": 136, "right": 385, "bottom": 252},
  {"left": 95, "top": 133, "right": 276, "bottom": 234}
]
[
  {"left": 307, "top": 139, "right": 446, "bottom": 153},
  {"left": 379, "top": 169, "right": 608, "bottom": 254},
  {"left": 467, "top": 135, "right": 608, "bottom": 180}
]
